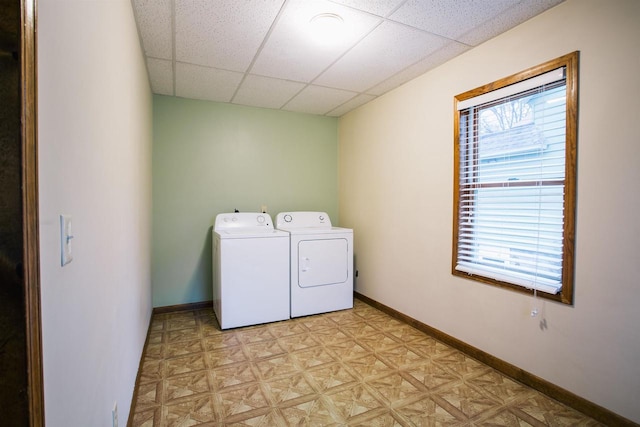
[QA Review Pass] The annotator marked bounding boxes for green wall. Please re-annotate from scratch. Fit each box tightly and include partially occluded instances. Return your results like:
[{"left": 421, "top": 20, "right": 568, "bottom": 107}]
[{"left": 152, "top": 95, "right": 339, "bottom": 307}]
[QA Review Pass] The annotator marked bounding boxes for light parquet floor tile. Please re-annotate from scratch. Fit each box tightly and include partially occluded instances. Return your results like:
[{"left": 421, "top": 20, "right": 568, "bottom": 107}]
[
  {"left": 393, "top": 394, "right": 466, "bottom": 426},
  {"left": 278, "top": 396, "right": 338, "bottom": 425},
  {"left": 210, "top": 362, "right": 258, "bottom": 391},
  {"left": 130, "top": 299, "right": 603, "bottom": 426},
  {"left": 164, "top": 371, "right": 211, "bottom": 402},
  {"left": 323, "top": 383, "right": 386, "bottom": 421},
  {"left": 253, "top": 354, "right": 301, "bottom": 381},
  {"left": 342, "top": 353, "right": 397, "bottom": 381},
  {"left": 263, "top": 372, "right": 317, "bottom": 405},
  {"left": 305, "top": 362, "right": 359, "bottom": 392}
]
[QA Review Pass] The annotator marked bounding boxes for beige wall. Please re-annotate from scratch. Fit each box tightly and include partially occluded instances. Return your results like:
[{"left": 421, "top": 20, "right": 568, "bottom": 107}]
[
  {"left": 338, "top": 0, "right": 640, "bottom": 422},
  {"left": 38, "top": 0, "right": 153, "bottom": 425}
]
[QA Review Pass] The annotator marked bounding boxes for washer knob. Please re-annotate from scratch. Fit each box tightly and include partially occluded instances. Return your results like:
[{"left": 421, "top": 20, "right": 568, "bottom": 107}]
[{"left": 257, "top": 215, "right": 265, "bottom": 224}]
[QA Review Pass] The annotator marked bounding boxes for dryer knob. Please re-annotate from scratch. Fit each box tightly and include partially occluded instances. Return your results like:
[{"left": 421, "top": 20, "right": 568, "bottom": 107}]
[{"left": 284, "top": 214, "right": 292, "bottom": 223}]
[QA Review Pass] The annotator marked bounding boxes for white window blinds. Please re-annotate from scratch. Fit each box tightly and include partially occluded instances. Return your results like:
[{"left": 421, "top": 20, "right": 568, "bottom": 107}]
[{"left": 454, "top": 68, "right": 567, "bottom": 294}]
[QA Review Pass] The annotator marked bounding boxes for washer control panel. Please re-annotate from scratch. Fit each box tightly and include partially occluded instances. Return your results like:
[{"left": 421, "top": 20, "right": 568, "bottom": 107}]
[{"left": 214, "top": 212, "right": 273, "bottom": 231}]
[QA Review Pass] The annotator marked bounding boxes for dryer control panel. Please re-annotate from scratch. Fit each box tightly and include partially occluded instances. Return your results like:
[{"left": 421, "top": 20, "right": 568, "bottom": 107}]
[{"left": 276, "top": 211, "right": 332, "bottom": 229}]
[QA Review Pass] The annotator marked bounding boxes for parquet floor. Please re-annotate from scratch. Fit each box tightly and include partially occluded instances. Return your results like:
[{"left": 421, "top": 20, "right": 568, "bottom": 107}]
[{"left": 130, "top": 299, "right": 602, "bottom": 426}]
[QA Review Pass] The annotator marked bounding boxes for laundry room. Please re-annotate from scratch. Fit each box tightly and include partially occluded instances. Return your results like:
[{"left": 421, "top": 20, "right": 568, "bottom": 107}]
[
  {"left": 152, "top": 96, "right": 339, "bottom": 308},
  {"left": 31, "top": 0, "right": 640, "bottom": 425}
]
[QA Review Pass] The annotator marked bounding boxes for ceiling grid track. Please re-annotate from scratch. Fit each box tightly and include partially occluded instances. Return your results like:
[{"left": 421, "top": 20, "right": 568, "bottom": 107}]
[
  {"left": 132, "top": 0, "right": 566, "bottom": 116},
  {"left": 230, "top": 0, "right": 292, "bottom": 105}
]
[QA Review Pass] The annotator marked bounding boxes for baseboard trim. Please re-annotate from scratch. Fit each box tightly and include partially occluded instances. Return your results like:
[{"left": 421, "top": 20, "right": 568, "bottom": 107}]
[
  {"left": 354, "top": 292, "right": 637, "bottom": 427},
  {"left": 126, "top": 313, "right": 154, "bottom": 427},
  {"left": 152, "top": 300, "right": 213, "bottom": 315}
]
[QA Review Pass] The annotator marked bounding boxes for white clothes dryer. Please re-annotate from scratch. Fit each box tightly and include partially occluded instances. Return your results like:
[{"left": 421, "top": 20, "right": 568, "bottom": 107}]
[
  {"left": 213, "top": 212, "right": 290, "bottom": 329},
  {"left": 276, "top": 212, "right": 353, "bottom": 318}
]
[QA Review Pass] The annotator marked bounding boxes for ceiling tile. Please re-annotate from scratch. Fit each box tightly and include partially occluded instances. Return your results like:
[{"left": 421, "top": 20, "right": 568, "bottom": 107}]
[
  {"left": 327, "top": 93, "right": 376, "bottom": 116},
  {"left": 232, "top": 75, "right": 306, "bottom": 110},
  {"left": 458, "top": 0, "right": 565, "bottom": 46},
  {"left": 367, "top": 41, "right": 470, "bottom": 95},
  {"left": 251, "top": 0, "right": 382, "bottom": 83},
  {"left": 315, "top": 21, "right": 449, "bottom": 92},
  {"left": 329, "top": 0, "right": 407, "bottom": 18},
  {"left": 147, "top": 58, "right": 173, "bottom": 96},
  {"left": 283, "top": 85, "right": 357, "bottom": 115},
  {"left": 132, "top": 0, "right": 172, "bottom": 59},
  {"left": 174, "top": 0, "right": 285, "bottom": 70},
  {"left": 389, "top": 0, "right": 519, "bottom": 43},
  {"left": 175, "top": 63, "right": 244, "bottom": 102},
  {"left": 133, "top": 0, "right": 566, "bottom": 116}
]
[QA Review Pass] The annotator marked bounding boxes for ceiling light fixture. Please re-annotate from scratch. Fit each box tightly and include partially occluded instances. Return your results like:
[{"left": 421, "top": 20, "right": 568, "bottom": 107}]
[{"left": 309, "top": 13, "right": 344, "bottom": 45}]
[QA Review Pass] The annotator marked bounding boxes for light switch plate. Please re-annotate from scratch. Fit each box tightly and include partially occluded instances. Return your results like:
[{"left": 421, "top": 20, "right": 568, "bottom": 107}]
[{"left": 60, "top": 214, "right": 73, "bottom": 266}]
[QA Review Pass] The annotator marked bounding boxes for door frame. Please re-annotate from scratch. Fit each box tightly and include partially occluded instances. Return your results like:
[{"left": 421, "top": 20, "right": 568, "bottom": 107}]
[{"left": 21, "top": 0, "right": 45, "bottom": 425}]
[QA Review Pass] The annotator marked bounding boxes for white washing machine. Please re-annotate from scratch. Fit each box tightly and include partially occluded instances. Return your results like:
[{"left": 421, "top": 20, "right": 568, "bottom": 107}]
[
  {"left": 213, "top": 212, "right": 290, "bottom": 329},
  {"left": 276, "top": 211, "right": 353, "bottom": 318}
]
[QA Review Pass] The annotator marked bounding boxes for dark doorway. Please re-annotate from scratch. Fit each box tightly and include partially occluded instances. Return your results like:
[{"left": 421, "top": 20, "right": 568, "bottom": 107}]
[
  {"left": 1, "top": 0, "right": 43, "bottom": 425},
  {"left": 0, "top": 0, "right": 29, "bottom": 424}
]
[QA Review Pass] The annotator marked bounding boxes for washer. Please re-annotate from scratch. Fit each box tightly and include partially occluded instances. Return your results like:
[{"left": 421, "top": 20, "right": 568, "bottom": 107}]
[
  {"left": 213, "top": 212, "right": 290, "bottom": 329},
  {"left": 276, "top": 211, "right": 353, "bottom": 318}
]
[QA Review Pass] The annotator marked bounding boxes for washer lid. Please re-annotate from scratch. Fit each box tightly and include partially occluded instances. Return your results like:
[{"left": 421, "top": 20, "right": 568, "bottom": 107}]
[{"left": 216, "top": 229, "right": 289, "bottom": 239}]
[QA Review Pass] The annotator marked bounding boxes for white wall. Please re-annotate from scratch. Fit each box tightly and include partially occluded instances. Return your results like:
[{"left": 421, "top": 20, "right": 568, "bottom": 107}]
[
  {"left": 38, "top": 0, "right": 153, "bottom": 425},
  {"left": 339, "top": 0, "right": 640, "bottom": 422}
]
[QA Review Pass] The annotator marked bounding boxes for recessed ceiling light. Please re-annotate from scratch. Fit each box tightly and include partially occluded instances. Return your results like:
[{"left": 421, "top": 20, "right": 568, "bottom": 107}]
[
  {"left": 309, "top": 13, "right": 344, "bottom": 45},
  {"left": 311, "top": 13, "right": 344, "bottom": 26}
]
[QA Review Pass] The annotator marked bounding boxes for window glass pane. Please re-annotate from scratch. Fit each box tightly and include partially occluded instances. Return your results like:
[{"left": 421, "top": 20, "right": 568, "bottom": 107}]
[
  {"left": 456, "top": 79, "right": 567, "bottom": 293},
  {"left": 466, "top": 185, "right": 564, "bottom": 284},
  {"left": 476, "top": 85, "right": 566, "bottom": 183}
]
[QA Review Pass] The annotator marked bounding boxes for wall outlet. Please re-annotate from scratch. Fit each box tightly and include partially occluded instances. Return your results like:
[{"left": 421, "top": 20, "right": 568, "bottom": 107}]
[{"left": 112, "top": 402, "right": 118, "bottom": 427}]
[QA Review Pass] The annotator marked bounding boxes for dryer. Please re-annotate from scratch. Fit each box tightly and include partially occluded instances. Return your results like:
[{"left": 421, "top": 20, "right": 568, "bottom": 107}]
[
  {"left": 213, "top": 212, "right": 290, "bottom": 329},
  {"left": 276, "top": 212, "right": 353, "bottom": 317}
]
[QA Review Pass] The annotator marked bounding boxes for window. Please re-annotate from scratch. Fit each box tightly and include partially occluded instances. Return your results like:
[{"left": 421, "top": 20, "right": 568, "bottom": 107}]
[{"left": 452, "top": 52, "right": 578, "bottom": 304}]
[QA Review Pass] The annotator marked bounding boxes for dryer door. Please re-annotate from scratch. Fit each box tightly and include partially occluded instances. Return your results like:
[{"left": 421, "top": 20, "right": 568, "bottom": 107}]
[{"left": 298, "top": 238, "right": 348, "bottom": 287}]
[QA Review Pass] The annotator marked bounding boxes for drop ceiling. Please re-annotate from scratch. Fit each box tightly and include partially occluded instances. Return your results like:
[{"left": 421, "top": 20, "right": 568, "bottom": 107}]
[{"left": 132, "top": 0, "right": 564, "bottom": 117}]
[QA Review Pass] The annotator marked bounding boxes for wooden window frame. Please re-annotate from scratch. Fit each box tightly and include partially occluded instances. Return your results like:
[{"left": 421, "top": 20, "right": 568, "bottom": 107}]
[{"left": 452, "top": 51, "right": 579, "bottom": 305}]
